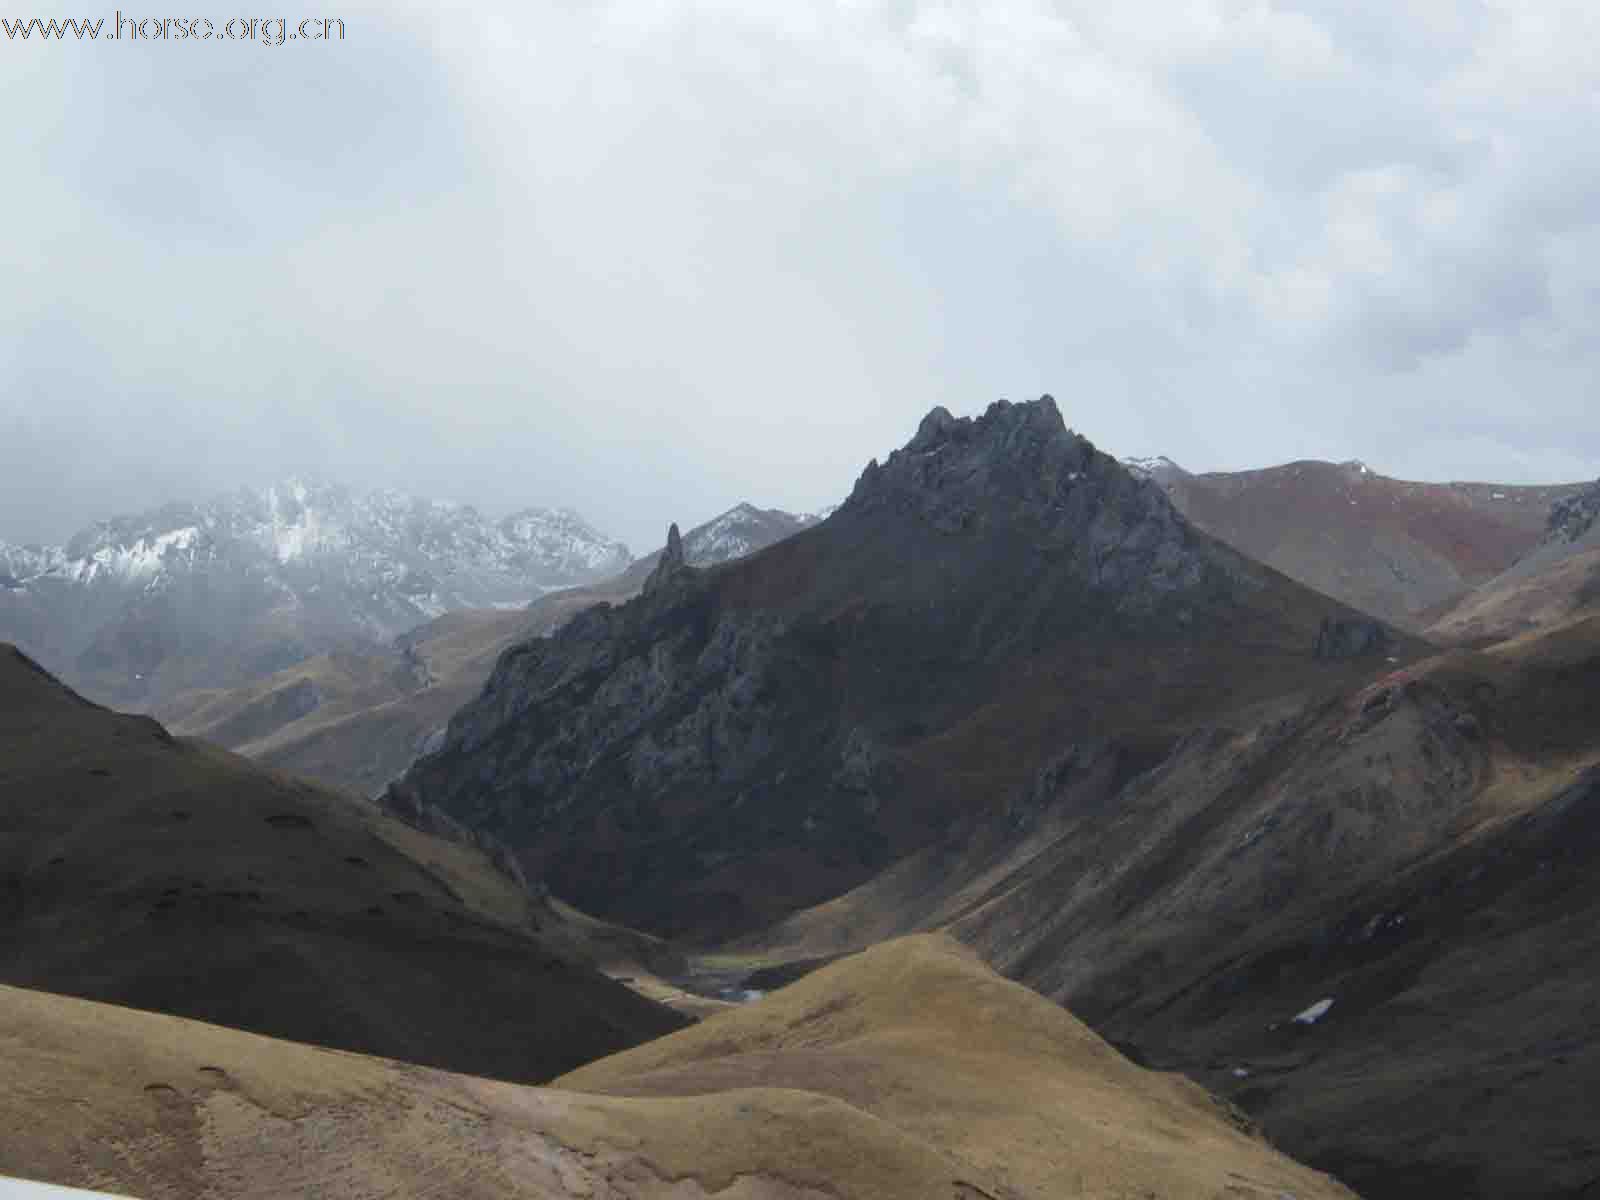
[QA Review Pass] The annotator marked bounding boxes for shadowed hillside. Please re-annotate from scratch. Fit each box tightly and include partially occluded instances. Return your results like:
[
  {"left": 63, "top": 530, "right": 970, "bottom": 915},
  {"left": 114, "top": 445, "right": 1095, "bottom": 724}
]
[
  {"left": 743, "top": 612, "right": 1600, "bottom": 1199},
  {"left": 0, "top": 643, "right": 684, "bottom": 1084}
]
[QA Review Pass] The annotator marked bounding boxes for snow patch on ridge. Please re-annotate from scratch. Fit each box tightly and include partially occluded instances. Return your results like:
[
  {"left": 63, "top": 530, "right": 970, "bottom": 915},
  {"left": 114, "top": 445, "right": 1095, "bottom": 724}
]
[{"left": 1293, "top": 997, "right": 1335, "bottom": 1025}]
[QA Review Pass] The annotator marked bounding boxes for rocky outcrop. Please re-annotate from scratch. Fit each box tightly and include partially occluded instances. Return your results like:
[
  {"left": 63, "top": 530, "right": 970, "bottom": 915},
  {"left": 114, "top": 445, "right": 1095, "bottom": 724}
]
[
  {"left": 1545, "top": 478, "right": 1600, "bottom": 545},
  {"left": 841, "top": 396, "right": 1207, "bottom": 604},
  {"left": 378, "top": 779, "right": 541, "bottom": 897},
  {"left": 641, "top": 522, "right": 689, "bottom": 595}
]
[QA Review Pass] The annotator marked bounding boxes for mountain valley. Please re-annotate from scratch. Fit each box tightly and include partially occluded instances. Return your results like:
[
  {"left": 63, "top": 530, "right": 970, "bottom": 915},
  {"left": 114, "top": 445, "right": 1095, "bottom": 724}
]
[{"left": 5, "top": 401, "right": 1600, "bottom": 1200}]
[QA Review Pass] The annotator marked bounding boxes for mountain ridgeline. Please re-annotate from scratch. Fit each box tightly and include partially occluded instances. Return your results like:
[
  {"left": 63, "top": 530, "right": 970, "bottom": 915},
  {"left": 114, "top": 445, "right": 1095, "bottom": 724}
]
[
  {"left": 390, "top": 397, "right": 1414, "bottom": 941},
  {"left": 1126, "top": 456, "right": 1587, "bottom": 630}
]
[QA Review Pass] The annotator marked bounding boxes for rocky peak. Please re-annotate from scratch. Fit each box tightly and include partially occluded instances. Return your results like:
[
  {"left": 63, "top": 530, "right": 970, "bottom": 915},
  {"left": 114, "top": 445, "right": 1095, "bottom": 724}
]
[
  {"left": 1546, "top": 479, "right": 1600, "bottom": 545},
  {"left": 843, "top": 395, "right": 1204, "bottom": 598},
  {"left": 642, "top": 522, "right": 688, "bottom": 595}
]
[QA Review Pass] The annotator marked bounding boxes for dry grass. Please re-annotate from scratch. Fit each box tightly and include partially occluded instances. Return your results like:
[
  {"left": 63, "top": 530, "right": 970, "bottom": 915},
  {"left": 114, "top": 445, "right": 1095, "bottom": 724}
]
[
  {"left": 1, "top": 936, "right": 1355, "bottom": 1200},
  {"left": 560, "top": 935, "right": 1356, "bottom": 1200}
]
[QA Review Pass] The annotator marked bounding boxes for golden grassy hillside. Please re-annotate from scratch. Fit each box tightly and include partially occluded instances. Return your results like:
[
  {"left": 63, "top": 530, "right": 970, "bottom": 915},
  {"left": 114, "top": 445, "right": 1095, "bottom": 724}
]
[
  {"left": 560, "top": 934, "right": 1356, "bottom": 1200},
  {"left": 1, "top": 934, "right": 1354, "bottom": 1200}
]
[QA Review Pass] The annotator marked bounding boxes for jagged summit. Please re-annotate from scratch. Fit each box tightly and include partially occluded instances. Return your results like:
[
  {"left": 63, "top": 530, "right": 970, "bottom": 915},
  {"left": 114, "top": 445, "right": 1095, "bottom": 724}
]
[
  {"left": 1545, "top": 478, "right": 1600, "bottom": 545},
  {"left": 642, "top": 521, "right": 689, "bottom": 595},
  {"left": 841, "top": 395, "right": 1205, "bottom": 602}
]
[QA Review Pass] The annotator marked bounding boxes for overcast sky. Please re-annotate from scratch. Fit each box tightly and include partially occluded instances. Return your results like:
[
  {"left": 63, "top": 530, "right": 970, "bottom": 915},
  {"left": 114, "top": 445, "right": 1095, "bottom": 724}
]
[{"left": 4, "top": 0, "right": 1599, "bottom": 553}]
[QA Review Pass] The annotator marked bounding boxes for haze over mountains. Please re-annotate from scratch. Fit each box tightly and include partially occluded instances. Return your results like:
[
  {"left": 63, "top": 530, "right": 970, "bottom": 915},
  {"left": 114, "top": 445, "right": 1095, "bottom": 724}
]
[{"left": 15, "top": 6, "right": 1600, "bottom": 1197}]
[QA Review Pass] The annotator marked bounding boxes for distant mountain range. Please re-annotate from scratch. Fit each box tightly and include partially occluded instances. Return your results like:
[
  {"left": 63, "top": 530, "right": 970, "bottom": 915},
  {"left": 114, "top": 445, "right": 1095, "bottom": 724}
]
[
  {"left": 0, "top": 479, "right": 632, "bottom": 707},
  {"left": 157, "top": 497, "right": 838, "bottom": 797}
]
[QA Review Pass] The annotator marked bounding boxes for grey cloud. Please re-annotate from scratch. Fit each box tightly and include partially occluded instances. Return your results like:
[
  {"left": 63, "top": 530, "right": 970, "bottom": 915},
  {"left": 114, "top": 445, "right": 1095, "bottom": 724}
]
[{"left": 3, "top": 0, "right": 1599, "bottom": 554}]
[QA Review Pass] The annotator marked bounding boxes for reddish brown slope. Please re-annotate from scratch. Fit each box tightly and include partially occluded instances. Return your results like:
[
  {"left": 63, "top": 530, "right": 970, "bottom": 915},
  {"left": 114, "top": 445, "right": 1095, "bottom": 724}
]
[{"left": 1154, "top": 459, "right": 1584, "bottom": 629}]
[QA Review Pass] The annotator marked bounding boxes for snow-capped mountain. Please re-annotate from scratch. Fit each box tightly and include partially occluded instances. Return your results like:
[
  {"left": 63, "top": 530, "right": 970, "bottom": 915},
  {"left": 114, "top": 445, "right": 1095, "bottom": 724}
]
[
  {"left": 0, "top": 479, "right": 631, "bottom": 707},
  {"left": 680, "top": 502, "right": 822, "bottom": 564},
  {"left": 616, "top": 501, "right": 828, "bottom": 586},
  {"left": 1120, "top": 455, "right": 1186, "bottom": 484}
]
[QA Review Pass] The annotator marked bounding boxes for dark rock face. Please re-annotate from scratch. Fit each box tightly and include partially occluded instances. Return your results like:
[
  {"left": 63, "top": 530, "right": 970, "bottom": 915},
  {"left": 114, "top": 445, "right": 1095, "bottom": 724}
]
[
  {"left": 1314, "top": 616, "right": 1394, "bottom": 660},
  {"left": 1545, "top": 478, "right": 1600, "bottom": 544},
  {"left": 392, "top": 397, "right": 1400, "bottom": 940},
  {"left": 841, "top": 396, "right": 1206, "bottom": 603},
  {"left": 641, "top": 522, "right": 689, "bottom": 596}
]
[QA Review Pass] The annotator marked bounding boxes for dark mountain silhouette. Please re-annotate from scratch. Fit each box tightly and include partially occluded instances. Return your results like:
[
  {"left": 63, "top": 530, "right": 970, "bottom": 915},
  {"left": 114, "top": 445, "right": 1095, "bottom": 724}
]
[{"left": 390, "top": 397, "right": 1418, "bottom": 941}]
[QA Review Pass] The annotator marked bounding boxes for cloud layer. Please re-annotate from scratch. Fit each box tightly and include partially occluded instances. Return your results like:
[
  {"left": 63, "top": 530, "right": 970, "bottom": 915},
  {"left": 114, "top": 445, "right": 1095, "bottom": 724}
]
[{"left": 5, "top": 0, "right": 1599, "bottom": 551}]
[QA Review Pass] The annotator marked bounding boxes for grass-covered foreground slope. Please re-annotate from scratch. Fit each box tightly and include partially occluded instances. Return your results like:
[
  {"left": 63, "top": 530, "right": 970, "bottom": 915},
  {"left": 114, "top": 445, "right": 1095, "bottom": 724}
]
[{"left": 1, "top": 934, "right": 1354, "bottom": 1200}]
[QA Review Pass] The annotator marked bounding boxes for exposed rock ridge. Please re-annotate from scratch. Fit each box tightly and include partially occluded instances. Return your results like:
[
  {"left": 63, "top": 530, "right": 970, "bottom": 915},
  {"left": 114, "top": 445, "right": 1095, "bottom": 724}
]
[
  {"left": 1545, "top": 478, "right": 1600, "bottom": 545},
  {"left": 842, "top": 396, "right": 1207, "bottom": 603},
  {"left": 642, "top": 522, "right": 690, "bottom": 595}
]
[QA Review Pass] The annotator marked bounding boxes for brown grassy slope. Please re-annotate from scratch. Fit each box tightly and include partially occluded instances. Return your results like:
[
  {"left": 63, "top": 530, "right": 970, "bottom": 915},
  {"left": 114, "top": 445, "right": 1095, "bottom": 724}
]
[
  {"left": 1, "top": 936, "right": 1355, "bottom": 1200},
  {"left": 559, "top": 934, "right": 1356, "bottom": 1200},
  {"left": 0, "top": 980, "right": 951, "bottom": 1200},
  {"left": 158, "top": 581, "right": 643, "bottom": 799},
  {"left": 1426, "top": 544, "right": 1600, "bottom": 644},
  {"left": 0, "top": 643, "right": 684, "bottom": 1084},
  {"left": 1161, "top": 460, "right": 1583, "bottom": 629},
  {"left": 155, "top": 608, "right": 541, "bottom": 796},
  {"left": 737, "top": 615, "right": 1600, "bottom": 1199}
]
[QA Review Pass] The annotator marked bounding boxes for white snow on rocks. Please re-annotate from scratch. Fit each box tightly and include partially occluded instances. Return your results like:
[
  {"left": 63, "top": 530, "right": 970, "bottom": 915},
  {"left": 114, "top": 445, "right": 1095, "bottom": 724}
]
[
  {"left": 0, "top": 1177, "right": 136, "bottom": 1199},
  {"left": 1292, "top": 997, "right": 1335, "bottom": 1025}
]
